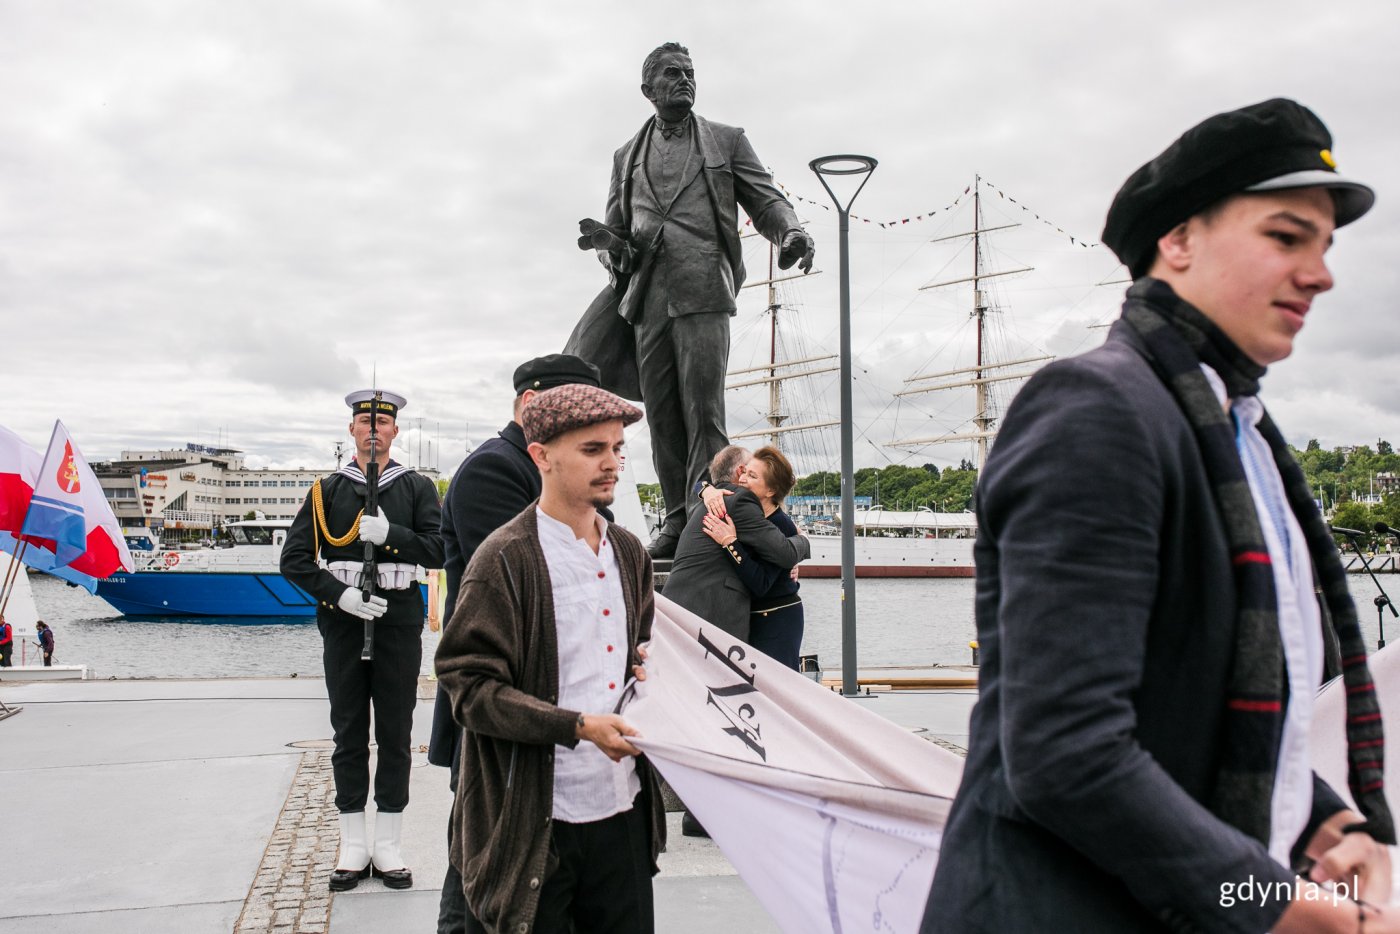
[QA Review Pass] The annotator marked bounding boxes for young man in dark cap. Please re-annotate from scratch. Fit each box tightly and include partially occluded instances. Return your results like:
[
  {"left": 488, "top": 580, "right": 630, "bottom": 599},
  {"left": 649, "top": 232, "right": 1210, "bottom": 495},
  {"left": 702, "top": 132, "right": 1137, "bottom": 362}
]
[
  {"left": 924, "top": 100, "right": 1396, "bottom": 932},
  {"left": 427, "top": 353, "right": 602, "bottom": 934},
  {"left": 436, "top": 384, "right": 665, "bottom": 934},
  {"left": 281, "top": 389, "right": 443, "bottom": 892}
]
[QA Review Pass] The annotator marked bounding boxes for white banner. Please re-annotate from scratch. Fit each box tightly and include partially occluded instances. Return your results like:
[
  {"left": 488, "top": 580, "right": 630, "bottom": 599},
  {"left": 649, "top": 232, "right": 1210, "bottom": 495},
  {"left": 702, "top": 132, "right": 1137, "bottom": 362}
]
[{"left": 624, "top": 595, "right": 965, "bottom": 933}]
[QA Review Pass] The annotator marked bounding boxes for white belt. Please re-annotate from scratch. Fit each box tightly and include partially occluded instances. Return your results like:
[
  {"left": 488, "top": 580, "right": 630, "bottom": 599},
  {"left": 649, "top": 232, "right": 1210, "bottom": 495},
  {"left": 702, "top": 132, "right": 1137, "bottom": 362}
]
[{"left": 325, "top": 561, "right": 421, "bottom": 591}]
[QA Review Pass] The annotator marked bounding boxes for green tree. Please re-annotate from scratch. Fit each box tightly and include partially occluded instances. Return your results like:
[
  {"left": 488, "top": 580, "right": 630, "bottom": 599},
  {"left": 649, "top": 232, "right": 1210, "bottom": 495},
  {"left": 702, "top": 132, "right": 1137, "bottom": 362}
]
[
  {"left": 1331, "top": 500, "right": 1373, "bottom": 539},
  {"left": 1375, "top": 494, "right": 1400, "bottom": 532},
  {"left": 791, "top": 470, "right": 839, "bottom": 498},
  {"left": 853, "top": 467, "right": 882, "bottom": 499},
  {"left": 636, "top": 483, "right": 664, "bottom": 512}
]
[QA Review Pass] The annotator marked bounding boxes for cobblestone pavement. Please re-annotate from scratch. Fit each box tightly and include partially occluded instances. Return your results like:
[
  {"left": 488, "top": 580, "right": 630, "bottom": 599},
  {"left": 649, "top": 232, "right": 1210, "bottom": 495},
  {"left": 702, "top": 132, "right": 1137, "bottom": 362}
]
[{"left": 234, "top": 749, "right": 339, "bottom": 934}]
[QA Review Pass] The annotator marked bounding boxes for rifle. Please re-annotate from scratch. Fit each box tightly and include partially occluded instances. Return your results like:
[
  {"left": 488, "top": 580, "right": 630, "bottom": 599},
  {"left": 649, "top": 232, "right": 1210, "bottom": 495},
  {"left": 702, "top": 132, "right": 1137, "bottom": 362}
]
[{"left": 361, "top": 392, "right": 381, "bottom": 661}]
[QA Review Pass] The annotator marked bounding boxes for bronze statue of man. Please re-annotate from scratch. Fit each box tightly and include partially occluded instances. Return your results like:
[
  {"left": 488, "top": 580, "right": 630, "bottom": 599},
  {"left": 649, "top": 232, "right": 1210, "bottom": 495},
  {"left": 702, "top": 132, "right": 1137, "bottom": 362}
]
[{"left": 567, "top": 41, "right": 815, "bottom": 558}]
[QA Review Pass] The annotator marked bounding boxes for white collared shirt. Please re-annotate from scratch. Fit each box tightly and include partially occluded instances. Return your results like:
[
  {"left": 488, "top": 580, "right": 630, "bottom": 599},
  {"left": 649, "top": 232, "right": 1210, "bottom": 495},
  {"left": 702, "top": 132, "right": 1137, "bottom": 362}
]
[
  {"left": 1202, "top": 365, "right": 1324, "bottom": 866},
  {"left": 535, "top": 507, "right": 640, "bottom": 823}
]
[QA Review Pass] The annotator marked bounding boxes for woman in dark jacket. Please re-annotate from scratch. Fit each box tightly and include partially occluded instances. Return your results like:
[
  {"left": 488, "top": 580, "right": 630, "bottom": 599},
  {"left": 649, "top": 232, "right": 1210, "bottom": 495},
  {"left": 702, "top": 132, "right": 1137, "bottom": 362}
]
[
  {"left": 699, "top": 446, "right": 805, "bottom": 669},
  {"left": 36, "top": 621, "right": 54, "bottom": 666}
]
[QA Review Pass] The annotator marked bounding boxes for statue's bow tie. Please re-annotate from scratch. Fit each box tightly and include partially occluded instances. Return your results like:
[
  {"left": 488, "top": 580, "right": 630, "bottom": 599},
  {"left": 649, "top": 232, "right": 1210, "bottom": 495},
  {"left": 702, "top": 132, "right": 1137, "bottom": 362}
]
[{"left": 658, "top": 122, "right": 686, "bottom": 140}]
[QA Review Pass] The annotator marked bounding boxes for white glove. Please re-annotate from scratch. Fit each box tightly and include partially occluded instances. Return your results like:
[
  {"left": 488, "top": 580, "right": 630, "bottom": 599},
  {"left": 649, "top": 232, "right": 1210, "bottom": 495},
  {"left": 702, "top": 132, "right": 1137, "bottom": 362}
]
[
  {"left": 359, "top": 509, "right": 390, "bottom": 545},
  {"left": 338, "top": 588, "right": 389, "bottom": 620}
]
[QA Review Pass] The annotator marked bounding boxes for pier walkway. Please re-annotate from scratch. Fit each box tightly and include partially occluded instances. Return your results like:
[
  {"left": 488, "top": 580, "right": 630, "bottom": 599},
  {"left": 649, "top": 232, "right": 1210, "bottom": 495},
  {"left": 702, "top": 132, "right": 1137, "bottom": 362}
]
[{"left": 1, "top": 675, "right": 974, "bottom": 933}]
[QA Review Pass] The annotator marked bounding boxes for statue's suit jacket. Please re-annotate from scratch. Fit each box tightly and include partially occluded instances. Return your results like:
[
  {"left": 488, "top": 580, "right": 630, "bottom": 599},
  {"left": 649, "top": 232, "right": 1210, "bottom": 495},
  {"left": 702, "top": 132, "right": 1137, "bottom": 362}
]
[
  {"left": 566, "top": 115, "right": 801, "bottom": 400},
  {"left": 662, "top": 484, "right": 808, "bottom": 642},
  {"left": 922, "top": 320, "right": 1350, "bottom": 933}
]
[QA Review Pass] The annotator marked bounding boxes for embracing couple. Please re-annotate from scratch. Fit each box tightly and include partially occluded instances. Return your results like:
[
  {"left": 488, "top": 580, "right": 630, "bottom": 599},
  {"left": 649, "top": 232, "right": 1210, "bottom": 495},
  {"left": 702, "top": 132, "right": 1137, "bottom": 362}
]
[{"left": 662, "top": 443, "right": 810, "bottom": 670}]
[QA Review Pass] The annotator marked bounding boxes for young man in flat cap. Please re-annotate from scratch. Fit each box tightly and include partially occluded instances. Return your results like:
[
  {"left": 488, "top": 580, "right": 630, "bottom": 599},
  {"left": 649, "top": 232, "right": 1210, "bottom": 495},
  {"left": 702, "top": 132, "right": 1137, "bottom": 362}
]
[
  {"left": 436, "top": 384, "right": 665, "bottom": 934},
  {"left": 427, "top": 353, "right": 603, "bottom": 934},
  {"left": 281, "top": 389, "right": 444, "bottom": 892},
  {"left": 925, "top": 100, "right": 1397, "bottom": 932}
]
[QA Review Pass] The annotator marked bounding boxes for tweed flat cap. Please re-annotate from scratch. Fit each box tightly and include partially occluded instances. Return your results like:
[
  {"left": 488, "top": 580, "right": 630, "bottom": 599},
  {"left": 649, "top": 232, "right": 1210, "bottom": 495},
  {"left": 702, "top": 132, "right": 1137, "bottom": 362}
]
[
  {"left": 512, "top": 354, "right": 602, "bottom": 394},
  {"left": 1102, "top": 98, "right": 1374, "bottom": 277},
  {"left": 521, "top": 384, "right": 643, "bottom": 444}
]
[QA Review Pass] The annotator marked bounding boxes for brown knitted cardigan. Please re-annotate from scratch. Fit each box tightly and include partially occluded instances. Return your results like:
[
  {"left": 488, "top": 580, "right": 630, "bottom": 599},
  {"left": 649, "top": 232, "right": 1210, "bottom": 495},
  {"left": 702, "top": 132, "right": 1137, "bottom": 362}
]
[{"left": 435, "top": 505, "right": 665, "bottom": 934}]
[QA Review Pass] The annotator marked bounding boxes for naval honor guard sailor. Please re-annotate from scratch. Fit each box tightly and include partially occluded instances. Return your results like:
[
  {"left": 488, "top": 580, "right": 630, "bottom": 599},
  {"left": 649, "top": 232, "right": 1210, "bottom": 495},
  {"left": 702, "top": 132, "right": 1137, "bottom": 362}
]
[{"left": 280, "top": 389, "right": 444, "bottom": 891}]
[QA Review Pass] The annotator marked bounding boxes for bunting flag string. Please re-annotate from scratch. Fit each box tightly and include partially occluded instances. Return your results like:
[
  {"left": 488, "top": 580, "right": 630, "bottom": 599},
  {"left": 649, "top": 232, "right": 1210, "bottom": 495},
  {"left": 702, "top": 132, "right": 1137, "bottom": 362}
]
[
  {"left": 763, "top": 173, "right": 1102, "bottom": 250},
  {"left": 770, "top": 177, "right": 967, "bottom": 229},
  {"left": 977, "top": 177, "right": 1102, "bottom": 249}
]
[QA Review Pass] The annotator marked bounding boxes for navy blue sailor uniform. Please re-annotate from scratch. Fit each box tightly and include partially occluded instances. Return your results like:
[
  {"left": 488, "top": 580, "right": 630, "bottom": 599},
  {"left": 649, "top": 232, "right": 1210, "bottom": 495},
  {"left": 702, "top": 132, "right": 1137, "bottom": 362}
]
[{"left": 281, "top": 458, "right": 444, "bottom": 813}]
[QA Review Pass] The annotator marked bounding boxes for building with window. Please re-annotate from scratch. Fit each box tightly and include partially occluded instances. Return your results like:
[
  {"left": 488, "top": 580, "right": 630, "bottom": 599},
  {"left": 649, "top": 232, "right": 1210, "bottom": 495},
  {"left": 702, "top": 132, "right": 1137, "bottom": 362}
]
[{"left": 94, "top": 443, "right": 440, "bottom": 546}]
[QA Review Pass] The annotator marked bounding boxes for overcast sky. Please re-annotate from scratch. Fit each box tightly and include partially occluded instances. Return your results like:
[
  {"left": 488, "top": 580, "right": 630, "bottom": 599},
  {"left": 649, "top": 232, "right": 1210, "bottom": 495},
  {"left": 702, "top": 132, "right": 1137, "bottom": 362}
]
[{"left": 3, "top": 1, "right": 1398, "bottom": 483}]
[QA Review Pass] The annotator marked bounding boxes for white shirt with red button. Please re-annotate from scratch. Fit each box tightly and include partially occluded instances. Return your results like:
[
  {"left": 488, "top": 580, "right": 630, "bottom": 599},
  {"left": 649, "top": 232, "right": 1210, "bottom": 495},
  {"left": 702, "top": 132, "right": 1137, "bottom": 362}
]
[{"left": 535, "top": 507, "right": 641, "bottom": 823}]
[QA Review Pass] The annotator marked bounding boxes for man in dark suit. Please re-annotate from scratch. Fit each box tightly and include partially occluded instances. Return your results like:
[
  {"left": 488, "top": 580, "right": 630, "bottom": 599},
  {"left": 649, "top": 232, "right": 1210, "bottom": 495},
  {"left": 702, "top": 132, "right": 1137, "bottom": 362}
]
[
  {"left": 428, "top": 354, "right": 602, "bottom": 934},
  {"left": 924, "top": 100, "right": 1396, "bottom": 932},
  {"left": 566, "top": 41, "right": 815, "bottom": 559},
  {"left": 663, "top": 444, "right": 808, "bottom": 642}
]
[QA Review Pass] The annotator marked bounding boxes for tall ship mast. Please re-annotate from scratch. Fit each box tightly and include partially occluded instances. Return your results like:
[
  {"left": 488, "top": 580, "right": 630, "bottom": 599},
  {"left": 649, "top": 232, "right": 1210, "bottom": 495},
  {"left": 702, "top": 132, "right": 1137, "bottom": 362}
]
[
  {"left": 888, "top": 175, "right": 1049, "bottom": 469},
  {"left": 725, "top": 233, "right": 835, "bottom": 451}
]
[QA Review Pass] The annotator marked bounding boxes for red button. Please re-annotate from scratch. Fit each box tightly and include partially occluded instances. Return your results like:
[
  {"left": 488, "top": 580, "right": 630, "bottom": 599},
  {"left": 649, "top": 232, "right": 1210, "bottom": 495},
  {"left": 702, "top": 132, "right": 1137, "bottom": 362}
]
[
  {"left": 607, "top": 645, "right": 614, "bottom": 652},
  {"left": 609, "top": 682, "right": 616, "bottom": 690},
  {"left": 597, "top": 571, "right": 605, "bottom": 579},
  {"left": 602, "top": 609, "right": 611, "bottom": 616}
]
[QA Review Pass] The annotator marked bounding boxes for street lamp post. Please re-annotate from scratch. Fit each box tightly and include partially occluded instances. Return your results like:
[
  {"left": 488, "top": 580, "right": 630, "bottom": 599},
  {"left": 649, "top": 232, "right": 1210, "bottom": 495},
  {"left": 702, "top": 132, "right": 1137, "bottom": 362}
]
[{"left": 810, "top": 154, "right": 877, "bottom": 698}]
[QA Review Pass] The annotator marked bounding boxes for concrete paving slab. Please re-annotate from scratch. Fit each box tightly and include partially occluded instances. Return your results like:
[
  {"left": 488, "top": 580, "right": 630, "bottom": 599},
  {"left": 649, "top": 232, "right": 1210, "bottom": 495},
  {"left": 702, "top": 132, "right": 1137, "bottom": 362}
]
[
  {"left": 0, "top": 900, "right": 245, "bottom": 934},
  {"left": 328, "top": 871, "right": 776, "bottom": 933},
  {"left": 3, "top": 755, "right": 297, "bottom": 919},
  {"left": 328, "top": 889, "right": 439, "bottom": 934},
  {"left": 0, "top": 676, "right": 334, "bottom": 704},
  {"left": 654, "top": 876, "right": 778, "bottom": 932},
  {"left": 5, "top": 696, "right": 331, "bottom": 770},
  {"left": 852, "top": 688, "right": 977, "bottom": 750}
]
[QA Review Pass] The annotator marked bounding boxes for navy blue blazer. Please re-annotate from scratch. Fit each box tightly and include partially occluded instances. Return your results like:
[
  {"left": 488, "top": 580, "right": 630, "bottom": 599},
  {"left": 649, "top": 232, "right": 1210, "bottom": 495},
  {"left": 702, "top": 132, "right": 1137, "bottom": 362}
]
[
  {"left": 923, "top": 321, "right": 1347, "bottom": 933},
  {"left": 429, "top": 421, "right": 538, "bottom": 771}
]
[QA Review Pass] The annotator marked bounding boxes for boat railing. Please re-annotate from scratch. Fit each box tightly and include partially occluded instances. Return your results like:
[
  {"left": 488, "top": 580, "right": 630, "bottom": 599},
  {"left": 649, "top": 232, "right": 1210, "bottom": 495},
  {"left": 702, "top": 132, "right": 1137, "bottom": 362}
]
[{"left": 134, "top": 549, "right": 282, "bottom": 573}]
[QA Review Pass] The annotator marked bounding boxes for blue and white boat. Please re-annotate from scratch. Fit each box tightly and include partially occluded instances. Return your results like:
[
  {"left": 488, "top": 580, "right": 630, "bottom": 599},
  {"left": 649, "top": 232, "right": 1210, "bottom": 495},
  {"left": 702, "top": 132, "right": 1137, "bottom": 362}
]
[{"left": 96, "top": 518, "right": 319, "bottom": 617}]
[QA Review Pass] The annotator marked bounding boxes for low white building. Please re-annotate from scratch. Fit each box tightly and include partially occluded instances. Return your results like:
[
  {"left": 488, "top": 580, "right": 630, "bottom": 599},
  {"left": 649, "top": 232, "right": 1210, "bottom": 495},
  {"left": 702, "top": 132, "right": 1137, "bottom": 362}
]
[{"left": 95, "top": 443, "right": 440, "bottom": 547}]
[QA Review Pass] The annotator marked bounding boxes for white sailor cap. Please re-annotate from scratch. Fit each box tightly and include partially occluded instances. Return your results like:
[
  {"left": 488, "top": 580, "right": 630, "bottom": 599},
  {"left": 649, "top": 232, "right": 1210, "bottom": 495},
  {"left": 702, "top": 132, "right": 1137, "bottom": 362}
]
[{"left": 345, "top": 389, "right": 407, "bottom": 419}]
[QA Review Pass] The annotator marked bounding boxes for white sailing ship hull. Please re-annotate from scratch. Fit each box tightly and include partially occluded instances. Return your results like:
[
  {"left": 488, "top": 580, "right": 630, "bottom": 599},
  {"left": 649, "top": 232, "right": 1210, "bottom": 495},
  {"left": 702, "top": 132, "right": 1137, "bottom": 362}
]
[{"left": 802, "top": 534, "right": 975, "bottom": 578}]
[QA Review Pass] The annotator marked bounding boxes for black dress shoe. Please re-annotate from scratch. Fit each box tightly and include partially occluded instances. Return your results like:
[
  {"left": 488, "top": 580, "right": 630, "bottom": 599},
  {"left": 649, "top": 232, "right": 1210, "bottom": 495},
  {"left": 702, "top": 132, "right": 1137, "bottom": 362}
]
[
  {"left": 372, "top": 864, "right": 414, "bottom": 889},
  {"left": 680, "top": 811, "right": 710, "bottom": 838},
  {"left": 328, "top": 864, "right": 371, "bottom": 891}
]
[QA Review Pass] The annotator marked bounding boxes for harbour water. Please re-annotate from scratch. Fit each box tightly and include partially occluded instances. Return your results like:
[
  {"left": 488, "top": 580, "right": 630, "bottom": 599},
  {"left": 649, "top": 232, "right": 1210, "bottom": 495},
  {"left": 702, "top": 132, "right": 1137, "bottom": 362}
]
[{"left": 23, "top": 572, "right": 1399, "bottom": 679}]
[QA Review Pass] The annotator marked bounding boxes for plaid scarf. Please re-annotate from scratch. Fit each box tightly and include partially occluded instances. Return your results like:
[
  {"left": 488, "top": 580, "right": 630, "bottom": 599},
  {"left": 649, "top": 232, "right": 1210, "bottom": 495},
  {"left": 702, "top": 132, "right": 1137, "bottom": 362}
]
[{"left": 1122, "top": 278, "right": 1394, "bottom": 848}]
